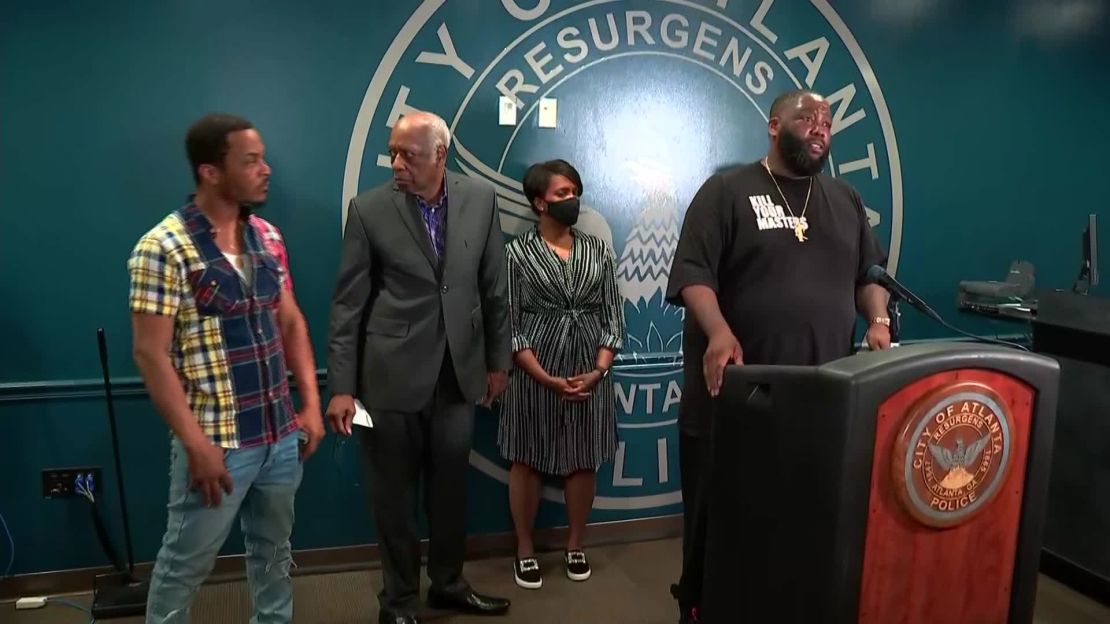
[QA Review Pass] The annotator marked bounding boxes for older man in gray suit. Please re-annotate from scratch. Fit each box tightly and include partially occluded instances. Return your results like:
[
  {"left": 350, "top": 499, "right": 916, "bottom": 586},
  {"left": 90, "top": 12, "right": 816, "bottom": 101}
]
[{"left": 326, "top": 110, "right": 511, "bottom": 624}]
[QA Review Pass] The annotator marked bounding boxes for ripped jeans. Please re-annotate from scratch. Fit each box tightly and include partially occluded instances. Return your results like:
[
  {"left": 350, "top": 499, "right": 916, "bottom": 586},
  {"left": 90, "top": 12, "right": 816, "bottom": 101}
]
[{"left": 146, "top": 432, "right": 302, "bottom": 624}]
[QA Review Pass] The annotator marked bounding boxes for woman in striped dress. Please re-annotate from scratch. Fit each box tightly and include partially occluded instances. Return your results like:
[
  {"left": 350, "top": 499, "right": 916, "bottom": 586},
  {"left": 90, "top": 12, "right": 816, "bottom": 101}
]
[{"left": 499, "top": 159, "right": 625, "bottom": 590}]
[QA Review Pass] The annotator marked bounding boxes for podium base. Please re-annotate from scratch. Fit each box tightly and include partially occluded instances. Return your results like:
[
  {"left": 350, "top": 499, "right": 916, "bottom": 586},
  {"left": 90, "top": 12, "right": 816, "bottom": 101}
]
[{"left": 91, "top": 572, "right": 148, "bottom": 618}]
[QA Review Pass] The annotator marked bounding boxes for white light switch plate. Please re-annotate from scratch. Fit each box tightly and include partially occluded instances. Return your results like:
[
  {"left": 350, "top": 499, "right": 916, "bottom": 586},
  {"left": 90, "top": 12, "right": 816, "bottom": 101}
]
[
  {"left": 498, "top": 96, "right": 516, "bottom": 126},
  {"left": 538, "top": 97, "right": 557, "bottom": 128}
]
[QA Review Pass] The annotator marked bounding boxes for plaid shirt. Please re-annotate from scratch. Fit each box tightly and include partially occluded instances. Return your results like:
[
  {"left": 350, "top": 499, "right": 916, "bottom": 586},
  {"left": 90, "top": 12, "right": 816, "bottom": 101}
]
[
  {"left": 415, "top": 178, "right": 448, "bottom": 264},
  {"left": 128, "top": 201, "right": 297, "bottom": 449}
]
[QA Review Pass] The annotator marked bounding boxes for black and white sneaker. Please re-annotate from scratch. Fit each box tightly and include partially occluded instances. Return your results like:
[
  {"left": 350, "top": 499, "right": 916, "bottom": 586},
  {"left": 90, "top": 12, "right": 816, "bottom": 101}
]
[
  {"left": 565, "top": 550, "right": 591, "bottom": 581},
  {"left": 514, "top": 556, "right": 542, "bottom": 589}
]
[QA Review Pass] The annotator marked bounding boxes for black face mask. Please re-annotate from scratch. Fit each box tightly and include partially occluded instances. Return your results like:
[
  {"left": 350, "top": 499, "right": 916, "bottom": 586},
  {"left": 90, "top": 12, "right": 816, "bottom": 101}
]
[{"left": 545, "top": 197, "right": 580, "bottom": 226}]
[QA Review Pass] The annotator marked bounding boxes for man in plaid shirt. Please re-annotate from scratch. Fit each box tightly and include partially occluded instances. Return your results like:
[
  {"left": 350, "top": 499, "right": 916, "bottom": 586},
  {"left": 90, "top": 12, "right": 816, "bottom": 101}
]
[{"left": 129, "top": 113, "right": 323, "bottom": 624}]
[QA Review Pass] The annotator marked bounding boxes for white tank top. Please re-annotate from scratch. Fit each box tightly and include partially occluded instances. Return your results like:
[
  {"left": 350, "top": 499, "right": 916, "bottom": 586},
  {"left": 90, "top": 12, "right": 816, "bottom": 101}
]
[{"left": 223, "top": 252, "right": 253, "bottom": 286}]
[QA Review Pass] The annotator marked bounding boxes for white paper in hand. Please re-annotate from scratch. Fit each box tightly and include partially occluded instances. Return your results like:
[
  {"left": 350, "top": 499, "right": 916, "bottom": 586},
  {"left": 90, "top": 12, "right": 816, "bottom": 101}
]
[{"left": 352, "top": 399, "right": 373, "bottom": 428}]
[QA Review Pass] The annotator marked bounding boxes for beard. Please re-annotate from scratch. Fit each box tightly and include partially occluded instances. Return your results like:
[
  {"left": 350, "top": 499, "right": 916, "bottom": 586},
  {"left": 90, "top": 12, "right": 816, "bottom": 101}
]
[
  {"left": 219, "top": 178, "right": 267, "bottom": 210},
  {"left": 778, "top": 129, "right": 829, "bottom": 176}
]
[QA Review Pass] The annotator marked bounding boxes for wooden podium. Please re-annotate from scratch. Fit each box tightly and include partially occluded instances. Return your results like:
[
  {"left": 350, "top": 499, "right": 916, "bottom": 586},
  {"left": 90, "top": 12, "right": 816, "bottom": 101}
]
[{"left": 700, "top": 343, "right": 1059, "bottom": 624}]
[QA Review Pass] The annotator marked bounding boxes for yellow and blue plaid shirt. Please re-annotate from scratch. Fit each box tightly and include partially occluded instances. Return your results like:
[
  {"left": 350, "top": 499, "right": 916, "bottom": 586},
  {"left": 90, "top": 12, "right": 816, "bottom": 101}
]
[{"left": 128, "top": 201, "right": 297, "bottom": 449}]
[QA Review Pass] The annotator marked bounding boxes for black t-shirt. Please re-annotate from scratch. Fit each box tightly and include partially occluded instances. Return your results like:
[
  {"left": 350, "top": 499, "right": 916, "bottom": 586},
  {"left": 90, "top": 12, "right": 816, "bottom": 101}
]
[{"left": 665, "top": 162, "right": 887, "bottom": 435}]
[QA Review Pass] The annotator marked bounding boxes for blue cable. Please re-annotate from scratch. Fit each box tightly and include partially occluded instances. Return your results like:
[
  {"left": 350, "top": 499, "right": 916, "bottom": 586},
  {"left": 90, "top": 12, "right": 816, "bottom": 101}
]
[
  {"left": 75, "top": 474, "right": 96, "bottom": 502},
  {"left": 0, "top": 511, "right": 13, "bottom": 577},
  {"left": 75, "top": 475, "right": 88, "bottom": 500},
  {"left": 47, "top": 597, "right": 96, "bottom": 623}
]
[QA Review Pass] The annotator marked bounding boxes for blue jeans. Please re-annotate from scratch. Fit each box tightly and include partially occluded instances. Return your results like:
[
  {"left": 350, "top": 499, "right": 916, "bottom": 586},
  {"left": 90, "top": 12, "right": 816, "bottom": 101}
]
[{"left": 146, "top": 432, "right": 303, "bottom": 623}]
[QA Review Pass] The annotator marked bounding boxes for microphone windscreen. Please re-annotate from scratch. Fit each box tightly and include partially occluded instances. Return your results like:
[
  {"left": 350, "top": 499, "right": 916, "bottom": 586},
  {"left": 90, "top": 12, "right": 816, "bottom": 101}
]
[{"left": 866, "top": 264, "right": 886, "bottom": 283}]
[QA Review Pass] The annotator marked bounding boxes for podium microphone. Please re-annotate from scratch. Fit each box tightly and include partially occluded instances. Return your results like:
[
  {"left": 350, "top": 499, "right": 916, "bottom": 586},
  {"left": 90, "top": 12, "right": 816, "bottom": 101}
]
[
  {"left": 866, "top": 265, "right": 943, "bottom": 325},
  {"left": 865, "top": 265, "right": 1029, "bottom": 352}
]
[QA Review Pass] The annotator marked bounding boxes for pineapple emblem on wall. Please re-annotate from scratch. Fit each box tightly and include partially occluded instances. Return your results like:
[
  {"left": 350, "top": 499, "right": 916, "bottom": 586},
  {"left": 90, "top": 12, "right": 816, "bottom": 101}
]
[{"left": 614, "top": 164, "right": 685, "bottom": 365}]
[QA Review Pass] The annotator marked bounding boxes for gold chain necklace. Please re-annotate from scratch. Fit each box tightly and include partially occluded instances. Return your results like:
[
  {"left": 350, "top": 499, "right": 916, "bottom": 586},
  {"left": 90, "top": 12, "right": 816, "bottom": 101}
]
[{"left": 761, "top": 158, "right": 812, "bottom": 242}]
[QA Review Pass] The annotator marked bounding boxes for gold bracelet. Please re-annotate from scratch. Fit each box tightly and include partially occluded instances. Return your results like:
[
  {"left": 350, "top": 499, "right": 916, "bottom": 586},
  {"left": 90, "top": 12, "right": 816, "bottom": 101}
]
[{"left": 871, "top": 317, "right": 891, "bottom": 327}]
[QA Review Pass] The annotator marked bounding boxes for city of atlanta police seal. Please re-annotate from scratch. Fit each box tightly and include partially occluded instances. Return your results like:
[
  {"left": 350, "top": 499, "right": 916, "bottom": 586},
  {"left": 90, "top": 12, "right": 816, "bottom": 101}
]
[{"left": 893, "top": 382, "right": 1014, "bottom": 529}]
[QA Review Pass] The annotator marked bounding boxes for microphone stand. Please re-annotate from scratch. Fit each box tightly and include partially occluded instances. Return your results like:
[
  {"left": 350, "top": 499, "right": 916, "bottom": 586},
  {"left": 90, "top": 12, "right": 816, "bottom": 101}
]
[
  {"left": 91, "top": 328, "right": 149, "bottom": 618},
  {"left": 878, "top": 277, "right": 1029, "bottom": 352},
  {"left": 888, "top": 297, "right": 902, "bottom": 346}
]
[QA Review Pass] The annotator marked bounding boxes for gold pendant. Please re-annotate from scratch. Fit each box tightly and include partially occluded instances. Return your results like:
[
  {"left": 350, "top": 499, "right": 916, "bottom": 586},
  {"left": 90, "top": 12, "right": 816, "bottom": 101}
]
[{"left": 794, "top": 221, "right": 807, "bottom": 242}]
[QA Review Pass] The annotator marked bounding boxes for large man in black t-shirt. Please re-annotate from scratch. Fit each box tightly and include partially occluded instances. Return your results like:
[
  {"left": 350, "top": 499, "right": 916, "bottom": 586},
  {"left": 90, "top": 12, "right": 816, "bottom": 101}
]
[{"left": 665, "top": 89, "right": 892, "bottom": 623}]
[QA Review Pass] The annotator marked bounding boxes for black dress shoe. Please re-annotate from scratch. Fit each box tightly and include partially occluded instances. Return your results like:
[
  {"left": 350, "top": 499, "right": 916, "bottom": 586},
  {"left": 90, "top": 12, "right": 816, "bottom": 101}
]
[
  {"left": 427, "top": 587, "right": 510, "bottom": 615},
  {"left": 378, "top": 609, "right": 419, "bottom": 624}
]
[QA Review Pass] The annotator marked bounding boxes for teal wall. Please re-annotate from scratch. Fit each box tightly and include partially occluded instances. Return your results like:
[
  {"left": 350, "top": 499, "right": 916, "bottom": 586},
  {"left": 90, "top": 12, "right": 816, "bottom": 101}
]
[{"left": 1, "top": 0, "right": 1106, "bottom": 575}]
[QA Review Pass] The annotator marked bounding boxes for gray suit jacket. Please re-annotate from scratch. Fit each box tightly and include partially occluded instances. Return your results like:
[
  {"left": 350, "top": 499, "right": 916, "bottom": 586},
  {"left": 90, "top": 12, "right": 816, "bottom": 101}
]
[{"left": 327, "top": 171, "right": 512, "bottom": 411}]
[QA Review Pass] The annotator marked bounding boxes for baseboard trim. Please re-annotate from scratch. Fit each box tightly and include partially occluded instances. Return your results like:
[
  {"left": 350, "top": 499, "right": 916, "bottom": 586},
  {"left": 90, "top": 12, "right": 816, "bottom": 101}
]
[
  {"left": 0, "top": 515, "right": 682, "bottom": 600},
  {"left": 1040, "top": 548, "right": 1110, "bottom": 607}
]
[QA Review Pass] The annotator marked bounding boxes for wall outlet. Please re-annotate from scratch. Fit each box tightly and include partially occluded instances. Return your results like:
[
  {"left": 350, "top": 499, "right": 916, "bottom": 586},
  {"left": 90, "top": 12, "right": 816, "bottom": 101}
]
[{"left": 42, "top": 466, "right": 101, "bottom": 499}]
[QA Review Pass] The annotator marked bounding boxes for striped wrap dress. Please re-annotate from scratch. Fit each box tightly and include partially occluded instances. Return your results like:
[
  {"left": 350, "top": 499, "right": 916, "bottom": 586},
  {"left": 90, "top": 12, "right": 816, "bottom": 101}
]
[{"left": 498, "top": 227, "right": 626, "bottom": 476}]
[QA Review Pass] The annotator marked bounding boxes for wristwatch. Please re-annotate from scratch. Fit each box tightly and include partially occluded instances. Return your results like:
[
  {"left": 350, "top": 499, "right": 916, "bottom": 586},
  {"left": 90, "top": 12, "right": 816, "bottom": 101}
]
[{"left": 871, "top": 316, "right": 891, "bottom": 327}]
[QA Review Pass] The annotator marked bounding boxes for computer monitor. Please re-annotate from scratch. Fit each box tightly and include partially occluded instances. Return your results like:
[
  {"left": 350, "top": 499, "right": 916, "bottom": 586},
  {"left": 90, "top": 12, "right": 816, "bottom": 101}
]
[{"left": 1074, "top": 213, "right": 1099, "bottom": 294}]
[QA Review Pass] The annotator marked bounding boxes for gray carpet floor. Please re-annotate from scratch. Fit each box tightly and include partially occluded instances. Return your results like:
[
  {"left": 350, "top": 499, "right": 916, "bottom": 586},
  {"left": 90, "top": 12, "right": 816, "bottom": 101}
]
[{"left": 5, "top": 538, "right": 1109, "bottom": 623}]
